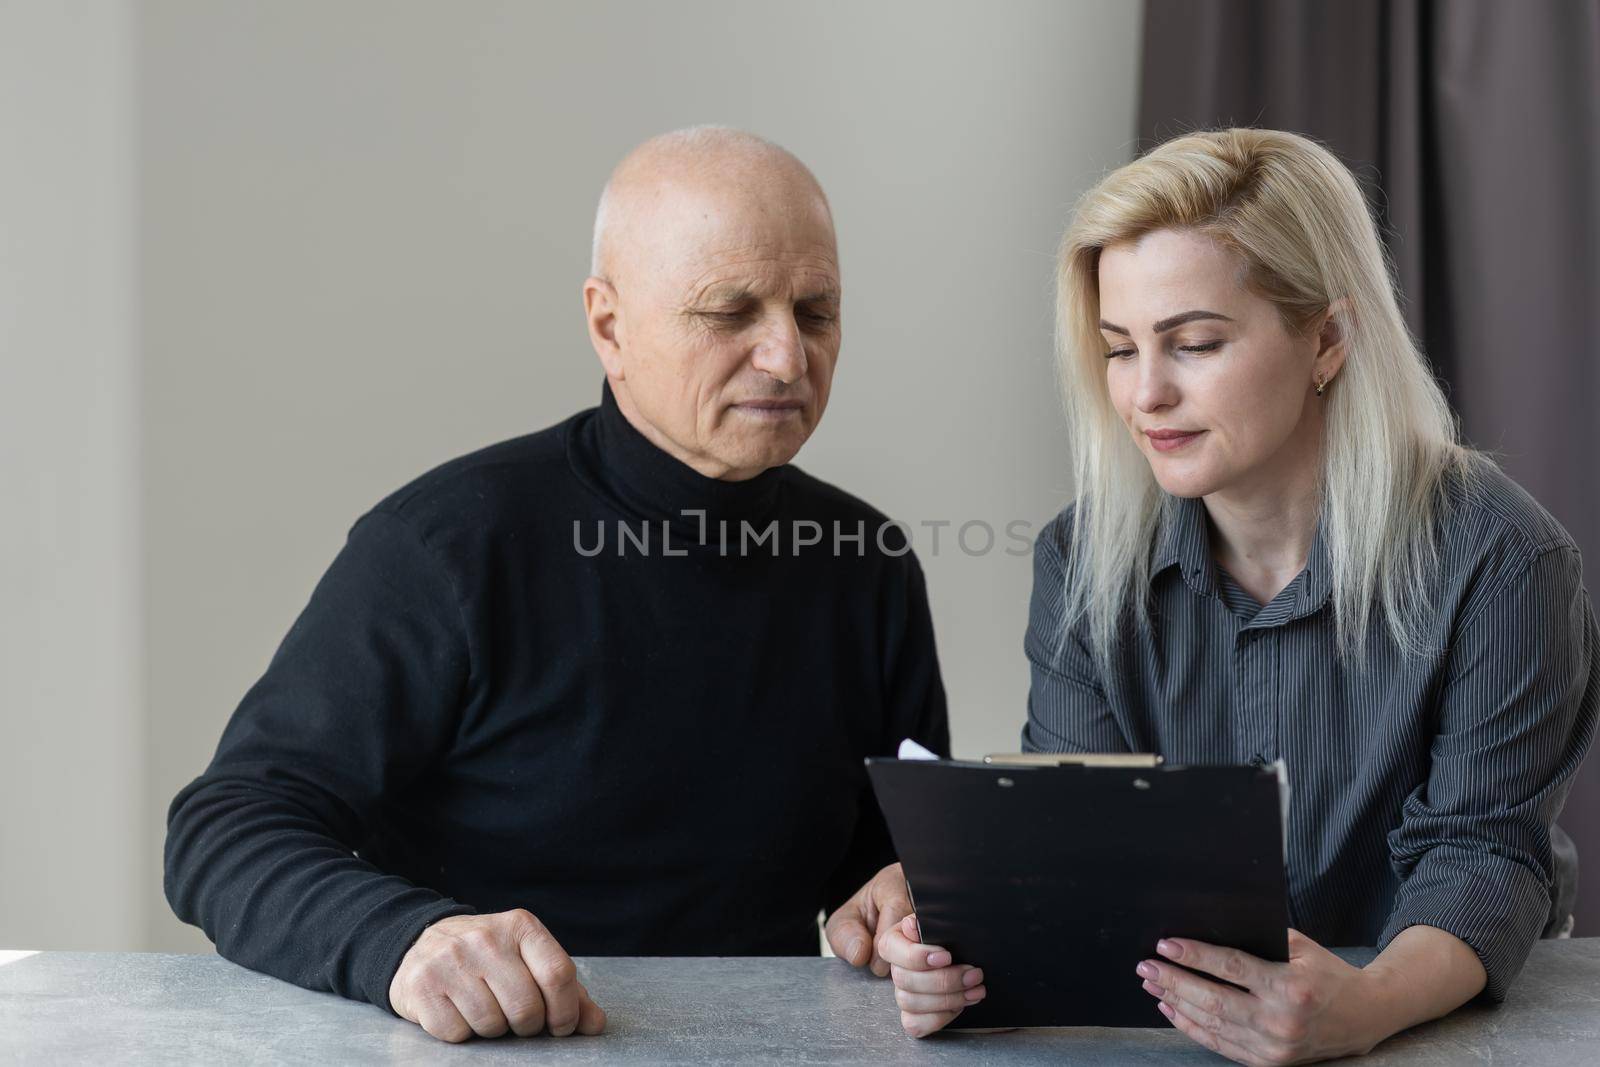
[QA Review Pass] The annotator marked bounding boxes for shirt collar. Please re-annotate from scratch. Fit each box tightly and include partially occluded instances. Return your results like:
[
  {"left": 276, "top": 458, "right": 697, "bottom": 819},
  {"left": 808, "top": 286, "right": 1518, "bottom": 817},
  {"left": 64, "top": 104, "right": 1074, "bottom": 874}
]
[
  {"left": 1291, "top": 517, "right": 1334, "bottom": 620},
  {"left": 1152, "top": 494, "right": 1217, "bottom": 598}
]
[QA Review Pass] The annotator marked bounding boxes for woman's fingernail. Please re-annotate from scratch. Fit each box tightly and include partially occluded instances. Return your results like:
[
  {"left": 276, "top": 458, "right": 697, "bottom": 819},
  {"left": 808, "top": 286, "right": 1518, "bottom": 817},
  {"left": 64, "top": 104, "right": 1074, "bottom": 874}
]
[
  {"left": 962, "top": 968, "right": 984, "bottom": 988},
  {"left": 1156, "top": 939, "right": 1182, "bottom": 959},
  {"left": 927, "top": 950, "right": 952, "bottom": 968},
  {"left": 1136, "top": 961, "right": 1159, "bottom": 980},
  {"left": 1158, "top": 1002, "right": 1175, "bottom": 1020},
  {"left": 964, "top": 985, "right": 986, "bottom": 1003},
  {"left": 1142, "top": 979, "right": 1165, "bottom": 997},
  {"left": 846, "top": 938, "right": 864, "bottom": 961}
]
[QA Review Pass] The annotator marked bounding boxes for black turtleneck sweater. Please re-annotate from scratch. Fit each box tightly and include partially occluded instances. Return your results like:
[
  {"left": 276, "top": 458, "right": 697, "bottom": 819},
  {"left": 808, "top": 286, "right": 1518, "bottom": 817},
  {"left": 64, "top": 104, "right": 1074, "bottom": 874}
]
[{"left": 164, "top": 383, "right": 949, "bottom": 1014}]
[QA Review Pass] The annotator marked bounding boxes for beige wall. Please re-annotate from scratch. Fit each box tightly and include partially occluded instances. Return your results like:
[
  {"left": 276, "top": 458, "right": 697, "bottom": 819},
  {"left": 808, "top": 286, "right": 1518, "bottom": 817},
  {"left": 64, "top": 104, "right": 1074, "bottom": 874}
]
[
  {"left": 1, "top": 1, "right": 144, "bottom": 950},
  {"left": 7, "top": 0, "right": 1142, "bottom": 952}
]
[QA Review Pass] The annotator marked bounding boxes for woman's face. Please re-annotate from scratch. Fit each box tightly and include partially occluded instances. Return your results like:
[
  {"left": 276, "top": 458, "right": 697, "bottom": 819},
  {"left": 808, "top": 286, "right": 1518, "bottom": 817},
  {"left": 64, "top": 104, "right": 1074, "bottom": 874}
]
[{"left": 1097, "top": 228, "right": 1329, "bottom": 501}]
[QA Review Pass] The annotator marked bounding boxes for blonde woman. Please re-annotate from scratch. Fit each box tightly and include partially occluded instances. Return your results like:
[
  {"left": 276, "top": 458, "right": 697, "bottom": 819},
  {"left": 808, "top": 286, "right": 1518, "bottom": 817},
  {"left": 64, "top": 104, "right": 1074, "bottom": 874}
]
[{"left": 867, "top": 130, "right": 1599, "bottom": 1062}]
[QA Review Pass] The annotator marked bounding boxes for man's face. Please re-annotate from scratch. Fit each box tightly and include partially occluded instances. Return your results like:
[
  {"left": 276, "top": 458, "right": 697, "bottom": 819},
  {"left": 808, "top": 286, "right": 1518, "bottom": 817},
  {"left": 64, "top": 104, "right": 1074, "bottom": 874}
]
[
  {"left": 1098, "top": 228, "right": 1322, "bottom": 501},
  {"left": 602, "top": 182, "right": 841, "bottom": 481}
]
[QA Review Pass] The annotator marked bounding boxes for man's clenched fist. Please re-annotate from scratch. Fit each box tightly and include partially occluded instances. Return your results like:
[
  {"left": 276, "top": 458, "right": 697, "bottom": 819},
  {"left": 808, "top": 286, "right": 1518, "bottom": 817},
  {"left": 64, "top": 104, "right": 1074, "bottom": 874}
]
[{"left": 388, "top": 910, "right": 606, "bottom": 1043}]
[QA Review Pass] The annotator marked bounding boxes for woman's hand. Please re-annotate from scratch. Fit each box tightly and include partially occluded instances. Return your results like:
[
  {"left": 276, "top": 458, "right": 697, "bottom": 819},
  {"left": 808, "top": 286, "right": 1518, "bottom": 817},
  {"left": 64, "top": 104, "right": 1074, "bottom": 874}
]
[
  {"left": 1138, "top": 928, "right": 1390, "bottom": 1064},
  {"left": 876, "top": 913, "right": 987, "bottom": 1037}
]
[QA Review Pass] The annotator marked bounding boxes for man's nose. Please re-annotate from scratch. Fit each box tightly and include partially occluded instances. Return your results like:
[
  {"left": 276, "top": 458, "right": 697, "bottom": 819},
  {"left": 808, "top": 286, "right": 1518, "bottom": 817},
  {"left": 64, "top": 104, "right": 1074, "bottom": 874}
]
[{"left": 749, "top": 312, "right": 808, "bottom": 385}]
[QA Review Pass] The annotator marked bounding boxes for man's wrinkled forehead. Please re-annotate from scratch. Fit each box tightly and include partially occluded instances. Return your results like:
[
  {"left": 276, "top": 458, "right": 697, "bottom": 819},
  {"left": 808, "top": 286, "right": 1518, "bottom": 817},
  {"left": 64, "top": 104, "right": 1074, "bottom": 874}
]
[
  {"left": 639, "top": 185, "right": 838, "bottom": 299},
  {"left": 680, "top": 237, "right": 840, "bottom": 307}
]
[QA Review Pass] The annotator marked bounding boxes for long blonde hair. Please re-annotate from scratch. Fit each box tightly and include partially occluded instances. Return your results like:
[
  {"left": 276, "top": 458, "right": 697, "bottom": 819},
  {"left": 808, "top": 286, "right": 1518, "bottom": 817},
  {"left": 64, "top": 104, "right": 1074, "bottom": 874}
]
[{"left": 1055, "top": 128, "right": 1474, "bottom": 666}]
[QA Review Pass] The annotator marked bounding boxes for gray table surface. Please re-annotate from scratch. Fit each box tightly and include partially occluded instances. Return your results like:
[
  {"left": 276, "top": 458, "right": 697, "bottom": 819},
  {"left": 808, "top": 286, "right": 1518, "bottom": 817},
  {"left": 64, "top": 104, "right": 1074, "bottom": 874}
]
[{"left": 2, "top": 942, "right": 1597, "bottom": 1065}]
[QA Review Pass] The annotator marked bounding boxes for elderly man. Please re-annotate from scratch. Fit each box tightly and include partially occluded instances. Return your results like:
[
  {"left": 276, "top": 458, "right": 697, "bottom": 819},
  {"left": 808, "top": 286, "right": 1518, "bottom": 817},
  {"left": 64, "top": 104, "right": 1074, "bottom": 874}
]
[{"left": 164, "top": 127, "right": 946, "bottom": 1043}]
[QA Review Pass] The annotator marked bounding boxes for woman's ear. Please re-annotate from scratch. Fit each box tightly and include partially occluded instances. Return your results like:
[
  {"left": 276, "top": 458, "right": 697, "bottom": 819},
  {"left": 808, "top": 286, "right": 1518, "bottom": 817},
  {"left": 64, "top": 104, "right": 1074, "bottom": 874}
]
[
  {"left": 583, "top": 276, "right": 626, "bottom": 381},
  {"left": 1314, "top": 297, "right": 1352, "bottom": 385}
]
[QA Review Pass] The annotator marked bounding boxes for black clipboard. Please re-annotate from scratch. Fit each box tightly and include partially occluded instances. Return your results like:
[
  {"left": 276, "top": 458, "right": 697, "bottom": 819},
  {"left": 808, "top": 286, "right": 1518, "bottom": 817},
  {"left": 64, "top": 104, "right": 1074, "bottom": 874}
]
[{"left": 866, "top": 756, "right": 1289, "bottom": 1028}]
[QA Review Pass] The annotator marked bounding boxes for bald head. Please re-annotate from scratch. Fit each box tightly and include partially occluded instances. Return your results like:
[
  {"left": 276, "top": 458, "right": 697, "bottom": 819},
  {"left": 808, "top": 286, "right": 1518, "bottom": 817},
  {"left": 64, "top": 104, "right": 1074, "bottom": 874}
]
[
  {"left": 590, "top": 126, "right": 832, "bottom": 283},
  {"left": 580, "top": 126, "right": 843, "bottom": 483}
]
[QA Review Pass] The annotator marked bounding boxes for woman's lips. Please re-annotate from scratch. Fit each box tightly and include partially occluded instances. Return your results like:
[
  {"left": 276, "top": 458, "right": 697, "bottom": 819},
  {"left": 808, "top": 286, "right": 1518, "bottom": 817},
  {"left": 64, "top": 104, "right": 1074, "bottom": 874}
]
[{"left": 1144, "top": 429, "right": 1205, "bottom": 453}]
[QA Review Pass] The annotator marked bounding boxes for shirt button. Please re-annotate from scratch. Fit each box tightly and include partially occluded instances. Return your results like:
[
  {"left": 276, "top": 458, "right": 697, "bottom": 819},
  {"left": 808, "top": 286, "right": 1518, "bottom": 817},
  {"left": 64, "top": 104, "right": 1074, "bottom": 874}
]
[{"left": 1249, "top": 754, "right": 1267, "bottom": 768}]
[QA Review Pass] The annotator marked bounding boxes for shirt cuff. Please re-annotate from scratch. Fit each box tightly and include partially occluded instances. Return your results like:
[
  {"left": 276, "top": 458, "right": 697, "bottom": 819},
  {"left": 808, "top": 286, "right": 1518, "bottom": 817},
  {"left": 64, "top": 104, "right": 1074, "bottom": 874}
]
[{"left": 1377, "top": 843, "right": 1552, "bottom": 1002}]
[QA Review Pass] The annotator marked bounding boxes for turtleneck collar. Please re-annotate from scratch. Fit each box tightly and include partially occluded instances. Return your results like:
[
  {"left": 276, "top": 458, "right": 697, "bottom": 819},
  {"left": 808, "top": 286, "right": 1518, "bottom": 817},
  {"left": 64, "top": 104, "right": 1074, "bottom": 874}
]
[{"left": 569, "top": 380, "right": 787, "bottom": 537}]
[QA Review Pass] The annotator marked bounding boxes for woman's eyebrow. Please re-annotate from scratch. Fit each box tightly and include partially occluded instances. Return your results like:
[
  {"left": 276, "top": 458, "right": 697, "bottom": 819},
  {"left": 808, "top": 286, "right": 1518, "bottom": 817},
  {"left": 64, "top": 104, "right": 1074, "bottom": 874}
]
[
  {"left": 1099, "top": 309, "right": 1235, "bottom": 335},
  {"left": 1153, "top": 309, "right": 1234, "bottom": 332}
]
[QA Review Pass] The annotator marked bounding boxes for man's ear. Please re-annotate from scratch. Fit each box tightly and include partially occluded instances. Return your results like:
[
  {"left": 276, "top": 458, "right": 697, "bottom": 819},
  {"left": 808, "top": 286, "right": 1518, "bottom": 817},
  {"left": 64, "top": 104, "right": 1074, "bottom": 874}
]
[
  {"left": 583, "top": 276, "right": 625, "bottom": 381},
  {"left": 1314, "top": 296, "right": 1352, "bottom": 384}
]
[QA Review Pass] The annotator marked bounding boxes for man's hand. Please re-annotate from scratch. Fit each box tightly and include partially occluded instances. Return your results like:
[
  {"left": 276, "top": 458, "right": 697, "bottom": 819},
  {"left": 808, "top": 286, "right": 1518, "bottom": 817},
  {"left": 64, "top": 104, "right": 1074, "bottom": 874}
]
[
  {"left": 1137, "top": 929, "right": 1392, "bottom": 1065},
  {"left": 388, "top": 910, "right": 606, "bottom": 1043},
  {"left": 824, "top": 863, "right": 919, "bottom": 977}
]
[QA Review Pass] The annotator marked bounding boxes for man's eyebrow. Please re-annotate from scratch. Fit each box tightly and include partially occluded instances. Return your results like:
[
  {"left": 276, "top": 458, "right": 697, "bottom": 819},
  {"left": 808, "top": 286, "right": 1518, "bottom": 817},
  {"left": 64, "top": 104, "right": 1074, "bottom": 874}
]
[
  {"left": 690, "top": 287, "right": 840, "bottom": 308},
  {"left": 1100, "top": 309, "right": 1235, "bottom": 336},
  {"left": 691, "top": 286, "right": 756, "bottom": 308}
]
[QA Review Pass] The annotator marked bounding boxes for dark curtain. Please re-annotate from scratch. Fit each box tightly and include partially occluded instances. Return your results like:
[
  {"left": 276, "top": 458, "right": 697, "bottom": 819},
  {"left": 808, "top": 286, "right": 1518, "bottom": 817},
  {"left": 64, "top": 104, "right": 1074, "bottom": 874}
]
[{"left": 1138, "top": 0, "right": 1600, "bottom": 934}]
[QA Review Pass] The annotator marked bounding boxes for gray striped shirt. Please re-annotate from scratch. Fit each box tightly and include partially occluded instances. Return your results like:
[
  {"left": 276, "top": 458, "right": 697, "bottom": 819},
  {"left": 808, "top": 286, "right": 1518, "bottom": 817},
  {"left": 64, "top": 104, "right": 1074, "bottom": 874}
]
[{"left": 1022, "top": 463, "right": 1599, "bottom": 1001}]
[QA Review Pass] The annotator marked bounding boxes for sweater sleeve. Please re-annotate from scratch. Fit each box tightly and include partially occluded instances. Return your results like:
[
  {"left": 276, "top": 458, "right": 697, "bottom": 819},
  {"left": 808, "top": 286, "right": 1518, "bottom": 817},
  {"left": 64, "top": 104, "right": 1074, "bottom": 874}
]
[
  {"left": 163, "top": 508, "right": 477, "bottom": 1013},
  {"left": 823, "top": 550, "right": 950, "bottom": 911},
  {"left": 1379, "top": 544, "right": 1600, "bottom": 1001}
]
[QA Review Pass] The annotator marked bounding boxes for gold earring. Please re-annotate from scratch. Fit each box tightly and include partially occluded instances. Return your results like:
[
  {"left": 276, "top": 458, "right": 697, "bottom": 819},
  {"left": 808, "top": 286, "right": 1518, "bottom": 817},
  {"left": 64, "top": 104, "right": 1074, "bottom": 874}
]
[{"left": 1315, "top": 375, "right": 1328, "bottom": 397}]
